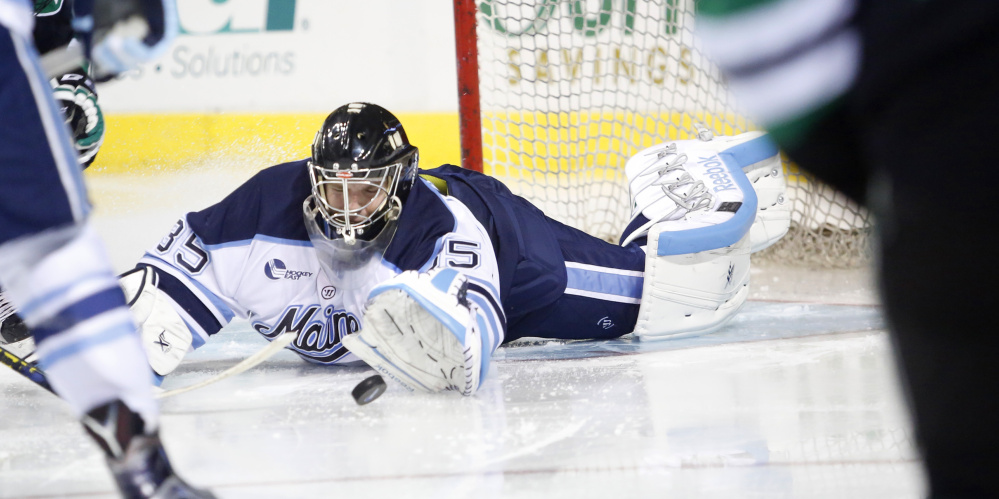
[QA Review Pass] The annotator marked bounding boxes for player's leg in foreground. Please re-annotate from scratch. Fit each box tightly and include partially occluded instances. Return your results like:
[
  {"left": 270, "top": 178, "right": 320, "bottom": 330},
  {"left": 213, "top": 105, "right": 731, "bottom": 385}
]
[
  {"left": 0, "top": 20, "right": 211, "bottom": 499},
  {"left": 621, "top": 132, "right": 787, "bottom": 340}
]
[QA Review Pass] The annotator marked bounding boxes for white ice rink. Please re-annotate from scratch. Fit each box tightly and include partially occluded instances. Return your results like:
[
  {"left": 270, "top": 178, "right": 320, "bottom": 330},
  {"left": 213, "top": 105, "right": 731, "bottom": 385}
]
[{"left": 1, "top": 167, "right": 925, "bottom": 498}]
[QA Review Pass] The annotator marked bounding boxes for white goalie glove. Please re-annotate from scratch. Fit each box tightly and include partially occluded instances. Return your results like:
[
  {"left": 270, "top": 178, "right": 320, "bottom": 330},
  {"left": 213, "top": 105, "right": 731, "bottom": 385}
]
[
  {"left": 342, "top": 269, "right": 484, "bottom": 396},
  {"left": 118, "top": 266, "right": 192, "bottom": 376}
]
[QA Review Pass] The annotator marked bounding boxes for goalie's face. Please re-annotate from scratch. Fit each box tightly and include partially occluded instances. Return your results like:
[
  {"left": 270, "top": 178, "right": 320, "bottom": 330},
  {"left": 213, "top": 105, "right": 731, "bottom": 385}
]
[{"left": 308, "top": 162, "right": 404, "bottom": 245}]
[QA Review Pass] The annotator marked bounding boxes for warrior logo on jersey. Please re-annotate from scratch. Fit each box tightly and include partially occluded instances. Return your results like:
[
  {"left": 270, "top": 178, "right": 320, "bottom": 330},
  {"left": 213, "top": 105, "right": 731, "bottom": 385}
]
[{"left": 252, "top": 304, "right": 359, "bottom": 363}]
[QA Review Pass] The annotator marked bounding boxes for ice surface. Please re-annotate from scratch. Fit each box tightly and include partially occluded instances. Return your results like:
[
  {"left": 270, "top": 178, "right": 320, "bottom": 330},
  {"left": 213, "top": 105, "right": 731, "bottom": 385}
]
[{"left": 0, "top": 169, "right": 922, "bottom": 498}]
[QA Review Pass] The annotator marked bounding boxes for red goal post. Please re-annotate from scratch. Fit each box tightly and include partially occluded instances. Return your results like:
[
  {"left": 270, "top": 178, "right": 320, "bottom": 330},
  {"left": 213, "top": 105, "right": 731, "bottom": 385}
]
[{"left": 452, "top": 0, "right": 871, "bottom": 268}]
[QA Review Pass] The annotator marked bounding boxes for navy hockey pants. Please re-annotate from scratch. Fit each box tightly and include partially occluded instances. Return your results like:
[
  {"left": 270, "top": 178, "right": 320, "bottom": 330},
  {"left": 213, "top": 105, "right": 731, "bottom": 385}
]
[{"left": 505, "top": 217, "right": 646, "bottom": 342}]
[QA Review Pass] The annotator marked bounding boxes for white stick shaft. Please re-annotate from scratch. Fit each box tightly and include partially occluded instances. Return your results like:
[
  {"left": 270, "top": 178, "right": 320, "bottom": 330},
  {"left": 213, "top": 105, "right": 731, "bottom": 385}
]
[
  {"left": 156, "top": 331, "right": 298, "bottom": 399},
  {"left": 40, "top": 43, "right": 85, "bottom": 79}
]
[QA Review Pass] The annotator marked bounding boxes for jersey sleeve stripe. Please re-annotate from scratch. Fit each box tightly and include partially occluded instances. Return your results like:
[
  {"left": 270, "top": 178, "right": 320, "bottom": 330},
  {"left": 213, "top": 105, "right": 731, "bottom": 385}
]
[
  {"left": 202, "top": 234, "right": 314, "bottom": 251},
  {"left": 465, "top": 292, "right": 503, "bottom": 351},
  {"left": 465, "top": 281, "right": 505, "bottom": 350},
  {"left": 475, "top": 314, "right": 492, "bottom": 383},
  {"left": 143, "top": 262, "right": 226, "bottom": 337},
  {"left": 141, "top": 254, "right": 236, "bottom": 323},
  {"left": 466, "top": 276, "right": 503, "bottom": 311},
  {"left": 177, "top": 310, "right": 209, "bottom": 348},
  {"left": 466, "top": 280, "right": 506, "bottom": 328}
]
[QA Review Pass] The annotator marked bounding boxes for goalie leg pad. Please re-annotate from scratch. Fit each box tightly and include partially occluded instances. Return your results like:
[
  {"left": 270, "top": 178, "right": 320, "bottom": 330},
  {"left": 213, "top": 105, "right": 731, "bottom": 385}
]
[
  {"left": 342, "top": 269, "right": 483, "bottom": 396},
  {"left": 634, "top": 222, "right": 751, "bottom": 340},
  {"left": 743, "top": 152, "right": 790, "bottom": 253},
  {"left": 119, "top": 266, "right": 192, "bottom": 377},
  {"left": 622, "top": 131, "right": 789, "bottom": 253}
]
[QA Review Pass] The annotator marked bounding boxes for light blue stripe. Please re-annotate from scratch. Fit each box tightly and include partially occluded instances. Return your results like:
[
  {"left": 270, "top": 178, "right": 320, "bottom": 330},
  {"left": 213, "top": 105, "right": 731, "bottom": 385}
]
[
  {"left": 18, "top": 271, "right": 115, "bottom": 318},
  {"left": 184, "top": 316, "right": 206, "bottom": 348},
  {"left": 430, "top": 268, "right": 460, "bottom": 293},
  {"left": 202, "top": 234, "right": 313, "bottom": 251},
  {"left": 657, "top": 137, "right": 768, "bottom": 256},
  {"left": 565, "top": 266, "right": 644, "bottom": 299},
  {"left": 380, "top": 259, "right": 402, "bottom": 274},
  {"left": 720, "top": 134, "right": 779, "bottom": 169},
  {"left": 419, "top": 238, "right": 446, "bottom": 273},
  {"left": 466, "top": 293, "right": 502, "bottom": 351},
  {"left": 477, "top": 314, "right": 491, "bottom": 385},
  {"left": 41, "top": 320, "right": 136, "bottom": 367},
  {"left": 466, "top": 276, "right": 502, "bottom": 312},
  {"left": 143, "top": 254, "right": 236, "bottom": 322},
  {"left": 369, "top": 282, "right": 466, "bottom": 344}
]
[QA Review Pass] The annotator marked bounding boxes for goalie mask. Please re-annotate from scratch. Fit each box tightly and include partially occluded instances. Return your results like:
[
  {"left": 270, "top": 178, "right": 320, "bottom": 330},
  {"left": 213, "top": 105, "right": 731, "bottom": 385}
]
[{"left": 307, "top": 102, "right": 419, "bottom": 246}]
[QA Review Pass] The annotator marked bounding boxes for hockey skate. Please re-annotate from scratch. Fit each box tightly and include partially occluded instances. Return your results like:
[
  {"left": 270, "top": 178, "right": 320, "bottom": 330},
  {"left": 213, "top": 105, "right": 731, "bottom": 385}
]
[
  {"left": 0, "top": 313, "right": 28, "bottom": 344},
  {"left": 83, "top": 400, "right": 215, "bottom": 499}
]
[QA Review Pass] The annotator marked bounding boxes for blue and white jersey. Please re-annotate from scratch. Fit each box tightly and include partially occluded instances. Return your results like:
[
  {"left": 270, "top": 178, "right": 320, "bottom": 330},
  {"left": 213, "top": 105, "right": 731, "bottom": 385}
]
[{"left": 139, "top": 160, "right": 507, "bottom": 366}]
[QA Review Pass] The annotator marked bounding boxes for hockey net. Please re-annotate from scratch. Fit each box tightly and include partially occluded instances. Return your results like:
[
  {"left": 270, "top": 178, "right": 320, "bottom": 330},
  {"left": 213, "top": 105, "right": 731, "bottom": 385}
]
[{"left": 454, "top": 0, "right": 871, "bottom": 268}]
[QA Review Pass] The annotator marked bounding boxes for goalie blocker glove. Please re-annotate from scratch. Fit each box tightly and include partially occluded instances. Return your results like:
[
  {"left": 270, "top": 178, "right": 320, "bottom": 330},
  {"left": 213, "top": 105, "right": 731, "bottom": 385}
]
[{"left": 342, "top": 269, "right": 485, "bottom": 396}]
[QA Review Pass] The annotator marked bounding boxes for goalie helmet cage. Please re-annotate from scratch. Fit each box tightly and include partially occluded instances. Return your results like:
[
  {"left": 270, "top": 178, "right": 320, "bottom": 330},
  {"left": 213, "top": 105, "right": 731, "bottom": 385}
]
[{"left": 453, "top": 0, "right": 872, "bottom": 268}]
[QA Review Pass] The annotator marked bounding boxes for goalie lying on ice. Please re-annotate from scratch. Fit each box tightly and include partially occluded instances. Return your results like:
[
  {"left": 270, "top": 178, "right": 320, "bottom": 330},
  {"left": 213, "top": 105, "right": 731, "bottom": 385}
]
[{"left": 91, "top": 103, "right": 789, "bottom": 396}]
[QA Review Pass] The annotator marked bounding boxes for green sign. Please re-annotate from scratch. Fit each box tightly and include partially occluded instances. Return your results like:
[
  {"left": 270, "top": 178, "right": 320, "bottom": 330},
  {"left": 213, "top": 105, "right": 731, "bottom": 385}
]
[
  {"left": 478, "top": 0, "right": 681, "bottom": 37},
  {"left": 178, "top": 0, "right": 297, "bottom": 35}
]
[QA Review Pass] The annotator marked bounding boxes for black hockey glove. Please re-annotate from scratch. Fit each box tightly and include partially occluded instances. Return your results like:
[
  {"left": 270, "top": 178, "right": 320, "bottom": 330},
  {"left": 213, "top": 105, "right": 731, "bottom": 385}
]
[{"left": 50, "top": 67, "right": 104, "bottom": 168}]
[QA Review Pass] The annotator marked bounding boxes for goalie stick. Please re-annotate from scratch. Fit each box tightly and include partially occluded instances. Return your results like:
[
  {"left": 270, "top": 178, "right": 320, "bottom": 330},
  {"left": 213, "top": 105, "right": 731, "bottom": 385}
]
[
  {"left": 155, "top": 331, "right": 298, "bottom": 399},
  {"left": 40, "top": 43, "right": 85, "bottom": 79},
  {"left": 0, "top": 331, "right": 298, "bottom": 400}
]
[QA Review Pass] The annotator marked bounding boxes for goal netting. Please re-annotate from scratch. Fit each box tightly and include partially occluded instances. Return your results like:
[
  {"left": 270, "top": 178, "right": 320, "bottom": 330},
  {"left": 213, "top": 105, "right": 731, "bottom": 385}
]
[{"left": 454, "top": 0, "right": 871, "bottom": 268}]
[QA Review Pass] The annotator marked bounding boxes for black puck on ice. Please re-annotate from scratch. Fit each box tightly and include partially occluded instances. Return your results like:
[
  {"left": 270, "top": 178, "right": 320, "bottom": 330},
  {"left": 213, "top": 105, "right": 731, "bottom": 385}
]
[{"left": 352, "top": 375, "right": 387, "bottom": 405}]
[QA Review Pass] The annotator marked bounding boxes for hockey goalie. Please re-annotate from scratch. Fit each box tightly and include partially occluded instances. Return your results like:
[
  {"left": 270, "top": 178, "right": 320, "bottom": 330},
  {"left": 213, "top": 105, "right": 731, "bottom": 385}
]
[{"left": 3, "top": 103, "right": 789, "bottom": 397}]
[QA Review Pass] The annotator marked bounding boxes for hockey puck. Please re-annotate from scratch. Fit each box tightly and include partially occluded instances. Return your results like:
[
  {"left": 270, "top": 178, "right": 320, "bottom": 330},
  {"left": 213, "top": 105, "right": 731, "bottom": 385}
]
[{"left": 352, "top": 375, "right": 387, "bottom": 405}]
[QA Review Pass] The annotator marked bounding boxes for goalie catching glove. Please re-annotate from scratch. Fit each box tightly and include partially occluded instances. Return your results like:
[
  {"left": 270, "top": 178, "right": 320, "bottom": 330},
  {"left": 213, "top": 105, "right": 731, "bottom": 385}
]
[{"left": 342, "top": 269, "right": 485, "bottom": 396}]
